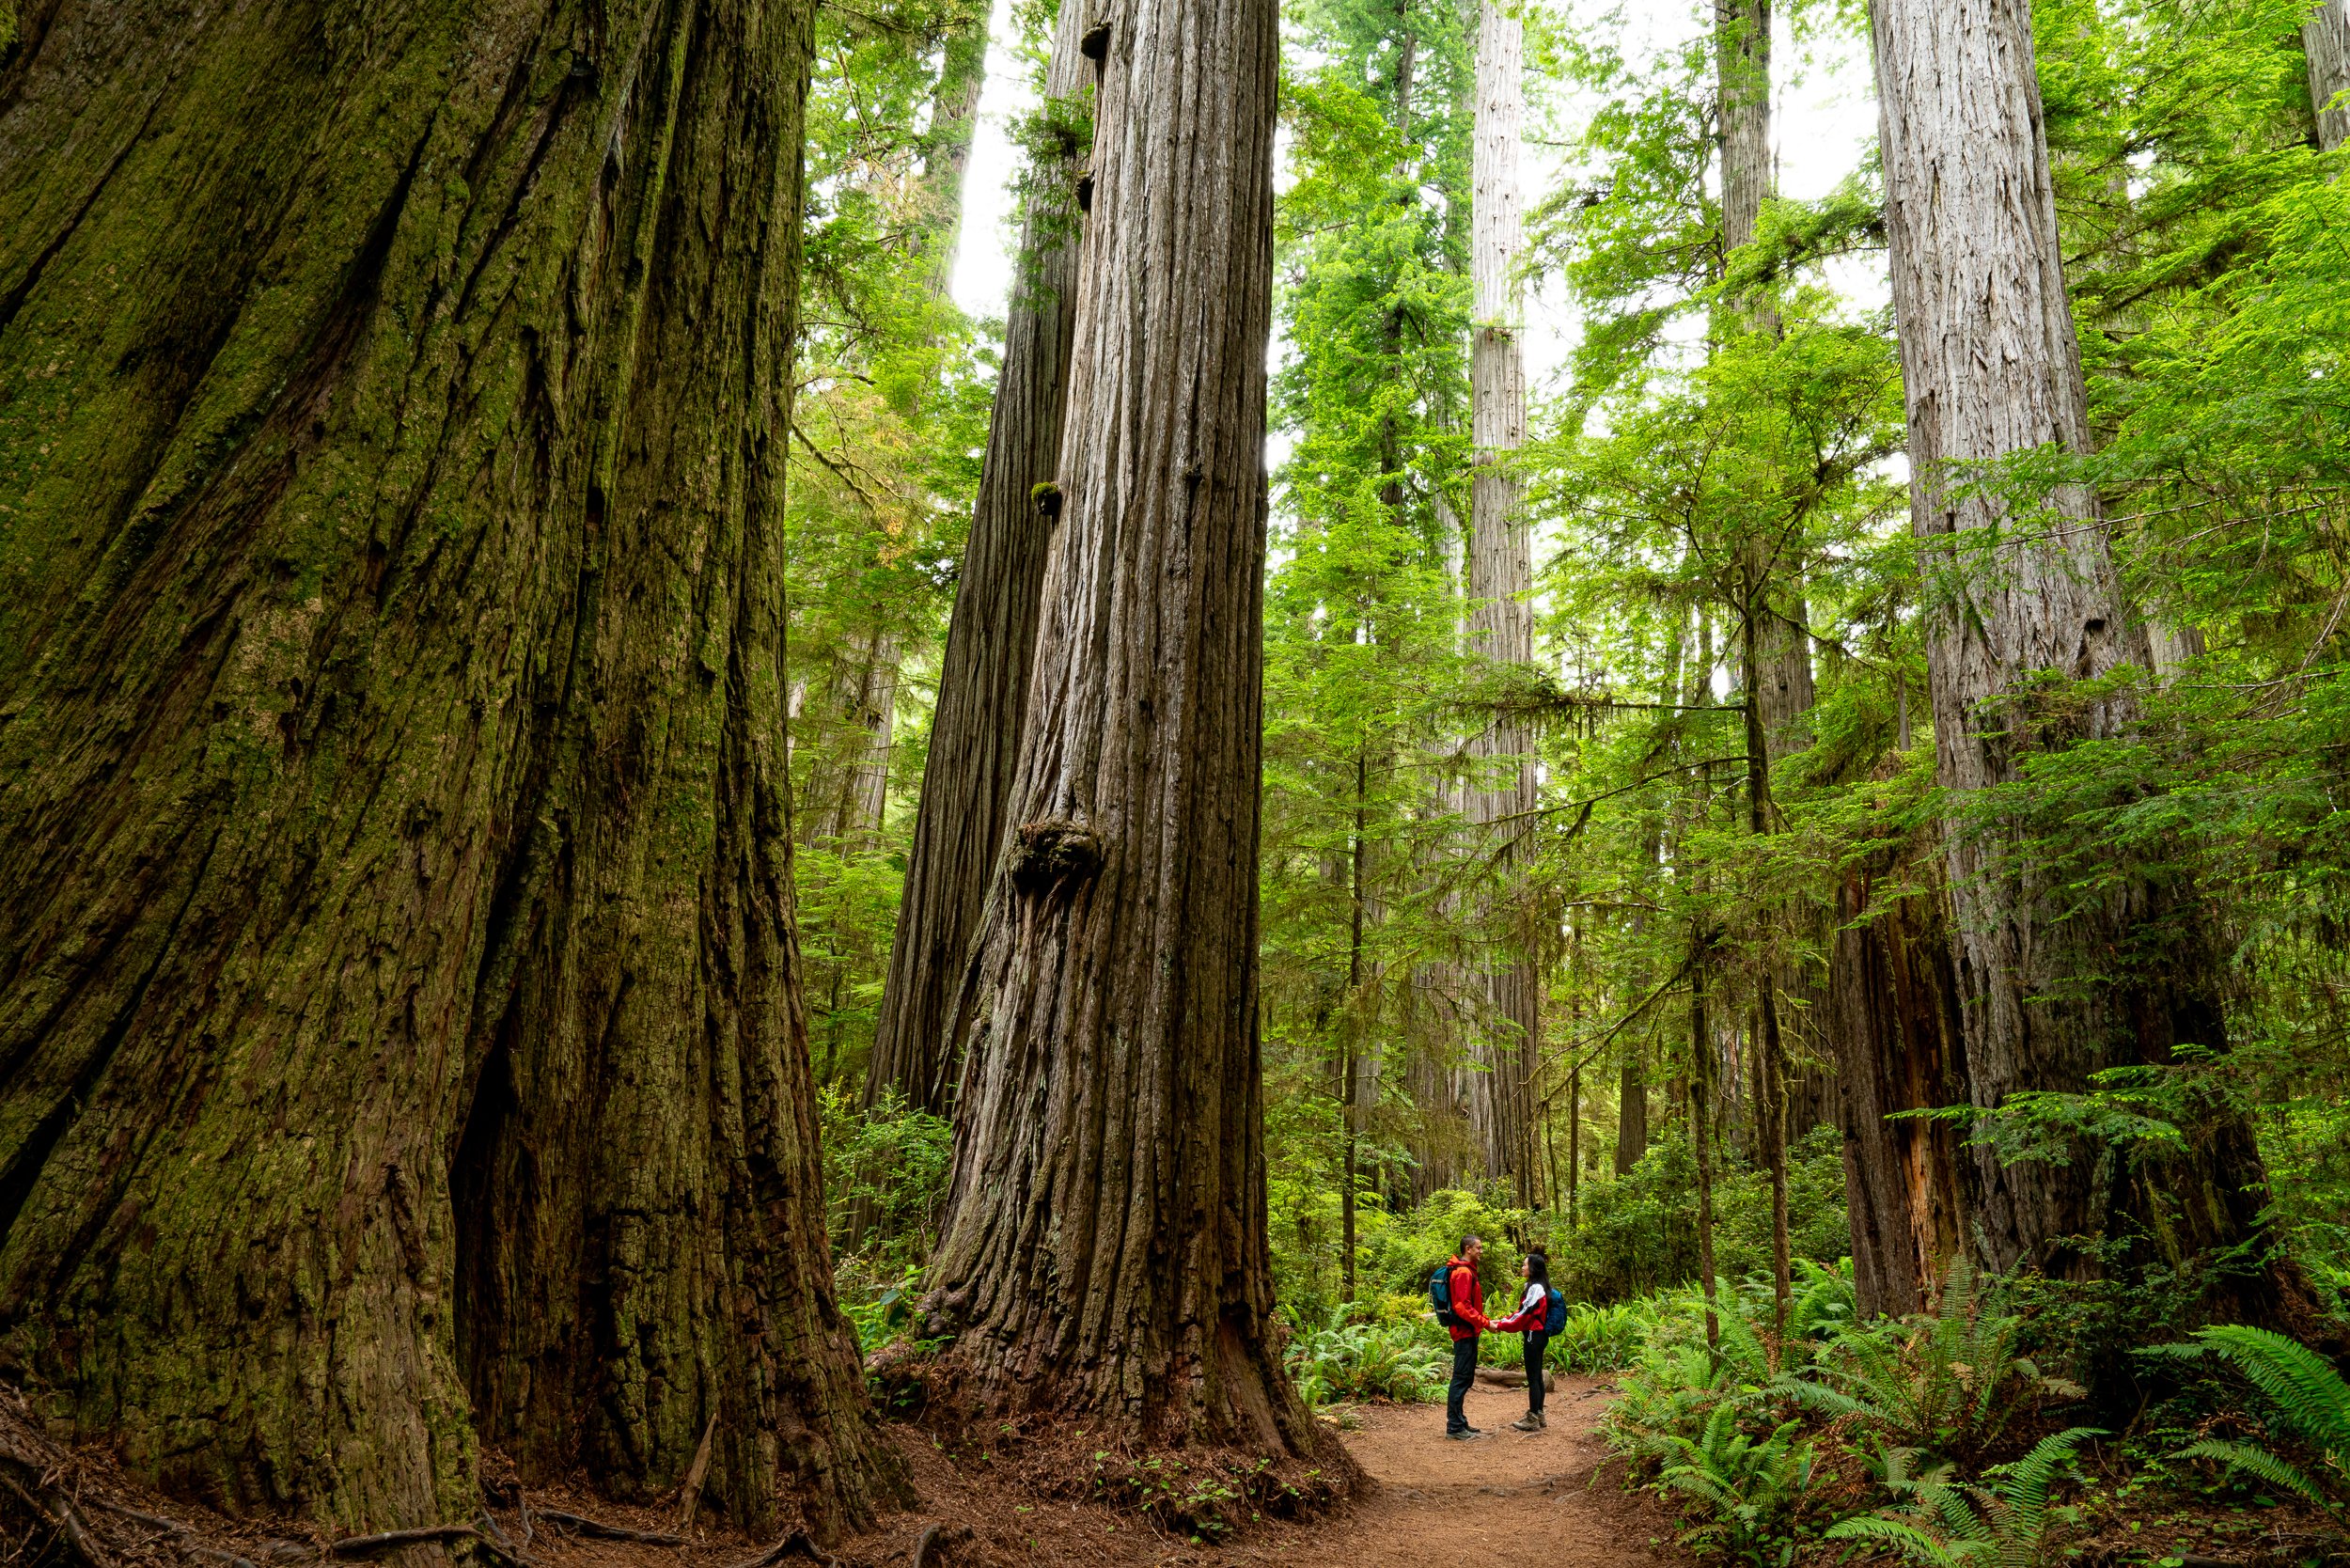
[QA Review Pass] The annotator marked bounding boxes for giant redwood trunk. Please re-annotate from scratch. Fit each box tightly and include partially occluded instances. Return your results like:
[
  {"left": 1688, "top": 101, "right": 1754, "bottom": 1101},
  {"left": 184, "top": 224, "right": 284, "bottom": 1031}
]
[
  {"left": 1465, "top": 0, "right": 1539, "bottom": 1203},
  {"left": 0, "top": 0, "right": 895, "bottom": 1536},
  {"left": 1872, "top": 0, "right": 2294, "bottom": 1309},
  {"left": 1828, "top": 808, "right": 1971, "bottom": 1319},
  {"left": 867, "top": 0, "right": 1089, "bottom": 1119},
  {"left": 916, "top": 0, "right": 1316, "bottom": 1455}
]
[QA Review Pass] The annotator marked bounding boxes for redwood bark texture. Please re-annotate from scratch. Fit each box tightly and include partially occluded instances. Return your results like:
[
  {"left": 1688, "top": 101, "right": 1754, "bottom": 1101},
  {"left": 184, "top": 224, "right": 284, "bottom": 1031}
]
[
  {"left": 2308, "top": 0, "right": 2350, "bottom": 150},
  {"left": 917, "top": 0, "right": 1311, "bottom": 1454},
  {"left": 0, "top": 0, "right": 893, "bottom": 1536},
  {"left": 1467, "top": 0, "right": 1538, "bottom": 1202},
  {"left": 868, "top": 0, "right": 1089, "bottom": 1119},
  {"left": 1828, "top": 818, "right": 1970, "bottom": 1319},
  {"left": 1872, "top": 0, "right": 2287, "bottom": 1301}
]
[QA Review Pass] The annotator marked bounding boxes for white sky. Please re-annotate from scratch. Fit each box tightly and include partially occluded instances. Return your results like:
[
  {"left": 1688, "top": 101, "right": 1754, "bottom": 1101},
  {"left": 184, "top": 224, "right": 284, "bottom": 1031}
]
[{"left": 949, "top": 0, "right": 1888, "bottom": 373}]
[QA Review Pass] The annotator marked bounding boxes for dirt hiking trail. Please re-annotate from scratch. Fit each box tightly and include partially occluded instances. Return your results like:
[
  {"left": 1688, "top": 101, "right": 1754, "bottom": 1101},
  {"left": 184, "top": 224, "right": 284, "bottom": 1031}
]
[{"left": 874, "top": 1373, "right": 1686, "bottom": 1568}]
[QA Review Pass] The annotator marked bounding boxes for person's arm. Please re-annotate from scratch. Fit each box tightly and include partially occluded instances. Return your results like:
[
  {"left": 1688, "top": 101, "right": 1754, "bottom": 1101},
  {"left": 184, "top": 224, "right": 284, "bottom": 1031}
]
[
  {"left": 1491, "top": 1282, "right": 1540, "bottom": 1333},
  {"left": 1449, "top": 1265, "right": 1494, "bottom": 1332}
]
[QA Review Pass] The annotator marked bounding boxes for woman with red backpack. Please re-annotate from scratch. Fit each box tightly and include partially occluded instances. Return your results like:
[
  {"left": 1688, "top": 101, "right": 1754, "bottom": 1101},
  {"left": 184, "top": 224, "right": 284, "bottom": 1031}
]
[{"left": 1491, "top": 1250, "right": 1565, "bottom": 1430}]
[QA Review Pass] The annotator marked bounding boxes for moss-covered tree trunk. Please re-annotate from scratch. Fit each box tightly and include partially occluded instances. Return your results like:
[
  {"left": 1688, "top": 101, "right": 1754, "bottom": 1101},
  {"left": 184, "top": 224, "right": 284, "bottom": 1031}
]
[
  {"left": 916, "top": 0, "right": 1318, "bottom": 1455},
  {"left": 0, "top": 0, "right": 896, "bottom": 1536},
  {"left": 864, "top": 1, "right": 1088, "bottom": 1120},
  {"left": 1872, "top": 0, "right": 2304, "bottom": 1318}
]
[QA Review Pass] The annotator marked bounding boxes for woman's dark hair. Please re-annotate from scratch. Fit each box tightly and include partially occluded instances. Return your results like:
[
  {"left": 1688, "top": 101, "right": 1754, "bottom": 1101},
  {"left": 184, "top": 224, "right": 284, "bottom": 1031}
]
[{"left": 1524, "top": 1251, "right": 1550, "bottom": 1289}]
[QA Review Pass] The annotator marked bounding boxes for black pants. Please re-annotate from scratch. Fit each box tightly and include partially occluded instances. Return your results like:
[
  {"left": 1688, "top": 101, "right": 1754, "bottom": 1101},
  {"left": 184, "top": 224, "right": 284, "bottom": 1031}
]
[
  {"left": 1524, "top": 1329, "right": 1550, "bottom": 1414},
  {"left": 1447, "top": 1334, "right": 1480, "bottom": 1432}
]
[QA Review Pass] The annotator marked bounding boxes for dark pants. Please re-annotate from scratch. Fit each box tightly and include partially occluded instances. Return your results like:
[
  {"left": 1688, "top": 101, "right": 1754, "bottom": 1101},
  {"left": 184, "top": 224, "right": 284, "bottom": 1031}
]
[
  {"left": 1447, "top": 1334, "right": 1480, "bottom": 1432},
  {"left": 1525, "top": 1328, "right": 1550, "bottom": 1414}
]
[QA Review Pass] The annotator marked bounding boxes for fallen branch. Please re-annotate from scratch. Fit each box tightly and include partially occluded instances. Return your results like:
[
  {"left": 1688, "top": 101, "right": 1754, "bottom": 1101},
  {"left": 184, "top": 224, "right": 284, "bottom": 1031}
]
[
  {"left": 907, "top": 1524, "right": 941, "bottom": 1568},
  {"left": 1471, "top": 1367, "right": 1559, "bottom": 1391}
]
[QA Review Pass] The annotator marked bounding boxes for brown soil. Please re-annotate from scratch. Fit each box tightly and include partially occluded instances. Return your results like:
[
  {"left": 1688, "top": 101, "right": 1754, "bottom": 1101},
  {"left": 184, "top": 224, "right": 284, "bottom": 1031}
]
[
  {"left": 827, "top": 1374, "right": 1684, "bottom": 1568},
  {"left": 0, "top": 1377, "right": 1683, "bottom": 1568}
]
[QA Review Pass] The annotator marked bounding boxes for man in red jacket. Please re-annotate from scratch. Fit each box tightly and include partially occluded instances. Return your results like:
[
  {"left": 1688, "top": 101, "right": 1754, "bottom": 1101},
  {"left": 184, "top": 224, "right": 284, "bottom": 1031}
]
[{"left": 1441, "top": 1235, "right": 1496, "bottom": 1438}]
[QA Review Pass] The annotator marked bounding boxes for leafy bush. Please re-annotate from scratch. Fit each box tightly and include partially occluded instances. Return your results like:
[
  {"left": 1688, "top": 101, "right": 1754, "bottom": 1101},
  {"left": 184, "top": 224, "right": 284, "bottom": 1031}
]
[
  {"left": 1556, "top": 1125, "right": 1850, "bottom": 1305},
  {"left": 1551, "top": 1299, "right": 1656, "bottom": 1372},
  {"left": 1280, "top": 1305, "right": 1450, "bottom": 1406},
  {"left": 1824, "top": 1428, "right": 2103, "bottom": 1568},
  {"left": 2152, "top": 1324, "right": 2350, "bottom": 1515}
]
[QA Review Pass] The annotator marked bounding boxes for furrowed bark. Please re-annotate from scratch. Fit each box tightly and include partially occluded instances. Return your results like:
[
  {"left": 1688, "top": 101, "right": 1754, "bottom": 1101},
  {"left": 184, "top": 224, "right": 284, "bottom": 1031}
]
[
  {"left": 1466, "top": 0, "right": 1538, "bottom": 1203},
  {"left": 1871, "top": 0, "right": 2301, "bottom": 1316},
  {"left": 1828, "top": 806, "right": 1970, "bottom": 1319},
  {"left": 866, "top": 0, "right": 1089, "bottom": 1119},
  {"left": 918, "top": 0, "right": 1320, "bottom": 1459},
  {"left": 2308, "top": 0, "right": 2349, "bottom": 150},
  {"left": 0, "top": 0, "right": 895, "bottom": 1535}
]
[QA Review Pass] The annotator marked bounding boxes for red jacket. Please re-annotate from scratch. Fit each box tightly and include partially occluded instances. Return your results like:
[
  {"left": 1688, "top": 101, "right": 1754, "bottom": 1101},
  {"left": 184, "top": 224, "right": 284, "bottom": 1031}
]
[
  {"left": 1490, "top": 1280, "right": 1547, "bottom": 1335},
  {"left": 1444, "top": 1259, "right": 1494, "bottom": 1341}
]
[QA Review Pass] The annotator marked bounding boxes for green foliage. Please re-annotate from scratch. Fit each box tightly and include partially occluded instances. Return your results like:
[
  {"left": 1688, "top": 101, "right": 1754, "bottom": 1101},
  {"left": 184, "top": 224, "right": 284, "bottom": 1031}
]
[
  {"left": 818, "top": 1085, "right": 954, "bottom": 1272},
  {"left": 1823, "top": 1429, "right": 2104, "bottom": 1568},
  {"left": 1280, "top": 1305, "right": 1451, "bottom": 1406},
  {"left": 1556, "top": 1126, "right": 1851, "bottom": 1304},
  {"left": 2152, "top": 1325, "right": 2350, "bottom": 1513},
  {"left": 1777, "top": 1258, "right": 2082, "bottom": 1463},
  {"left": 1655, "top": 1402, "right": 1822, "bottom": 1567}
]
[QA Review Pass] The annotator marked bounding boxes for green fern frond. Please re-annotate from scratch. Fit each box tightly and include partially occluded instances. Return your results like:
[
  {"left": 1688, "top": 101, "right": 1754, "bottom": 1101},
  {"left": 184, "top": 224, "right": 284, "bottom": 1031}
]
[
  {"left": 1825, "top": 1513, "right": 1975, "bottom": 1568},
  {"left": 2189, "top": 1325, "right": 2350, "bottom": 1457},
  {"left": 2174, "top": 1438, "right": 2332, "bottom": 1510}
]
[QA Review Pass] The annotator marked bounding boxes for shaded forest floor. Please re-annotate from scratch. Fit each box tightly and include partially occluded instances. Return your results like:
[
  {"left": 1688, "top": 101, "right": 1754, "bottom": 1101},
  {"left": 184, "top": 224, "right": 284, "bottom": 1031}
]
[{"left": 821, "top": 1374, "right": 1675, "bottom": 1567}]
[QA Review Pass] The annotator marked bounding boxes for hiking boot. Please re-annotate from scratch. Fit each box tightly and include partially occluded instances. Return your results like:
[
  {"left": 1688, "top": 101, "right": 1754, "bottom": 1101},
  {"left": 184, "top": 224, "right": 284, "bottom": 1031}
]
[
  {"left": 1512, "top": 1411, "right": 1546, "bottom": 1431},
  {"left": 1446, "top": 1427, "right": 1488, "bottom": 1441}
]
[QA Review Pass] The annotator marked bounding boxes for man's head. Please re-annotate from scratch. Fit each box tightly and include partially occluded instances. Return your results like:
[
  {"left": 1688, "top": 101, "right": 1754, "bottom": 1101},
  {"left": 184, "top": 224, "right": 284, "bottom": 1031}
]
[{"left": 1460, "top": 1234, "right": 1483, "bottom": 1267}]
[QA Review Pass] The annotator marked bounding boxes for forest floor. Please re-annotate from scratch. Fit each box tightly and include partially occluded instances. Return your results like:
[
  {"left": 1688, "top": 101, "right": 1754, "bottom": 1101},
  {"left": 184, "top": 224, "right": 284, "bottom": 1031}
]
[{"left": 831, "top": 1373, "right": 1681, "bottom": 1568}]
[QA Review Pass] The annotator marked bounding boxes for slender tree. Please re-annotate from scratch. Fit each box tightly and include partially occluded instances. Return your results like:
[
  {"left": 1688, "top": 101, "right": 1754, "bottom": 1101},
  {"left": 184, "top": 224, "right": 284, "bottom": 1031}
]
[
  {"left": 868, "top": 0, "right": 1089, "bottom": 1117},
  {"left": 1466, "top": 0, "right": 1540, "bottom": 1203},
  {"left": 1871, "top": 0, "right": 2298, "bottom": 1311},
  {"left": 0, "top": 0, "right": 894, "bottom": 1536},
  {"left": 918, "top": 0, "right": 1321, "bottom": 1456}
]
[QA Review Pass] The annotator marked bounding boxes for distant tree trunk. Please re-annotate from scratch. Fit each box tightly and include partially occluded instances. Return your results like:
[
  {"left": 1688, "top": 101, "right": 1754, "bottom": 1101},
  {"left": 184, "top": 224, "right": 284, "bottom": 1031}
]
[
  {"left": 1872, "top": 0, "right": 2304, "bottom": 1318},
  {"left": 1467, "top": 0, "right": 1538, "bottom": 1204},
  {"left": 867, "top": 0, "right": 1089, "bottom": 1119},
  {"left": 1716, "top": 0, "right": 1773, "bottom": 274},
  {"left": 1690, "top": 940, "right": 1724, "bottom": 1354},
  {"left": 0, "top": 0, "right": 896, "bottom": 1537},
  {"left": 1613, "top": 1047, "right": 1648, "bottom": 1175},
  {"left": 918, "top": 0, "right": 1320, "bottom": 1457},
  {"left": 1829, "top": 800, "right": 1971, "bottom": 1319},
  {"left": 2309, "top": 0, "right": 2350, "bottom": 150},
  {"left": 915, "top": 14, "right": 990, "bottom": 294}
]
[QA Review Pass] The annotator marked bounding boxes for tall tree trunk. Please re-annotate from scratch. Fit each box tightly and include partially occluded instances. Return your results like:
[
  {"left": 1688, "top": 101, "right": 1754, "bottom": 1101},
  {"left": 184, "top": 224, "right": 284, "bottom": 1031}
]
[
  {"left": 1467, "top": 0, "right": 1538, "bottom": 1204},
  {"left": 1613, "top": 1046, "right": 1648, "bottom": 1175},
  {"left": 2309, "top": 0, "right": 2350, "bottom": 150},
  {"left": 1829, "top": 799, "right": 1971, "bottom": 1319},
  {"left": 866, "top": 0, "right": 1089, "bottom": 1118},
  {"left": 0, "top": 0, "right": 895, "bottom": 1536},
  {"left": 918, "top": 0, "right": 1320, "bottom": 1459},
  {"left": 914, "top": 12, "right": 990, "bottom": 295},
  {"left": 1739, "top": 584, "right": 1794, "bottom": 1340},
  {"left": 1690, "top": 933, "right": 1724, "bottom": 1354},
  {"left": 1871, "top": 0, "right": 2299, "bottom": 1316}
]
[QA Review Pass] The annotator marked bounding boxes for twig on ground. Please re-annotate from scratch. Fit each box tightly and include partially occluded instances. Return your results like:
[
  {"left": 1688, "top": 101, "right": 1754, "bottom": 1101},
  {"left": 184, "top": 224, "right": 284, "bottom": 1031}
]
[{"left": 907, "top": 1524, "right": 941, "bottom": 1568}]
